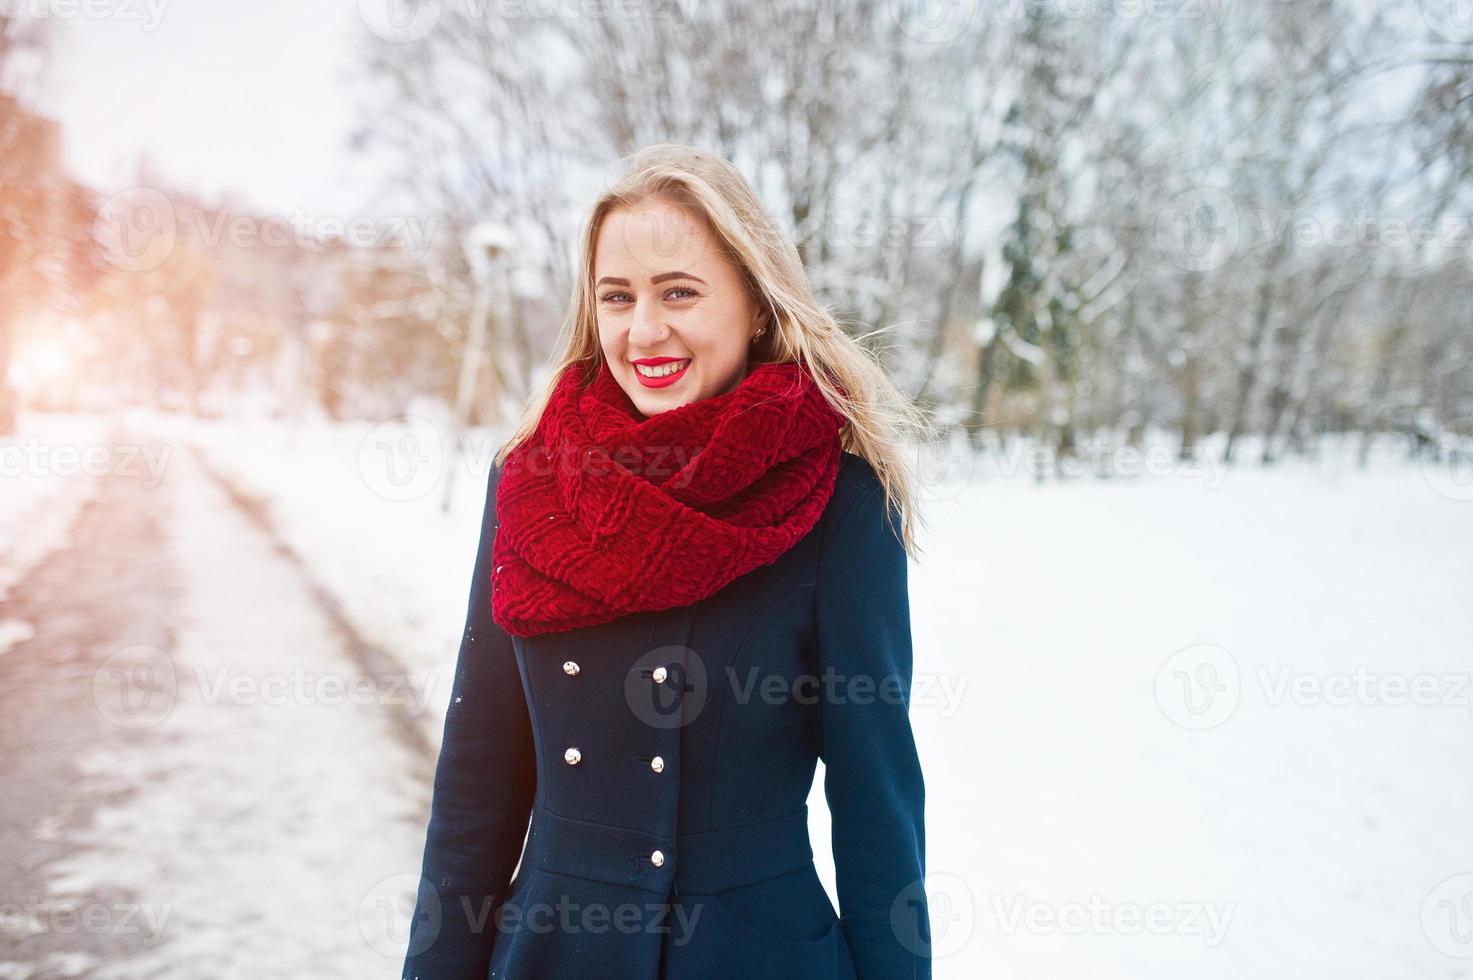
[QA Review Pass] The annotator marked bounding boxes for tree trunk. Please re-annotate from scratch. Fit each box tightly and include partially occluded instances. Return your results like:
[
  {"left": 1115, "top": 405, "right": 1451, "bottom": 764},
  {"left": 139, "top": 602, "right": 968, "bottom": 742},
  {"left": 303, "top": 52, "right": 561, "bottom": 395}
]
[{"left": 1223, "top": 251, "right": 1284, "bottom": 464}]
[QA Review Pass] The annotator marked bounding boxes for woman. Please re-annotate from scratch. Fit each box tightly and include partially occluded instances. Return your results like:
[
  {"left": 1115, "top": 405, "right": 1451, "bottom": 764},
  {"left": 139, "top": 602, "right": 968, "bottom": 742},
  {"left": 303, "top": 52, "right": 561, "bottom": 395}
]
[{"left": 402, "top": 144, "right": 931, "bottom": 980}]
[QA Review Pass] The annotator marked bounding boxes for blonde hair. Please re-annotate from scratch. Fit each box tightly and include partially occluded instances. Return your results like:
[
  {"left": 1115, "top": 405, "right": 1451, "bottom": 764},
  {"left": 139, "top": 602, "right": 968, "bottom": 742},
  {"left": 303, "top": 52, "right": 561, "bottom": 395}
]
[{"left": 497, "top": 142, "right": 932, "bottom": 558}]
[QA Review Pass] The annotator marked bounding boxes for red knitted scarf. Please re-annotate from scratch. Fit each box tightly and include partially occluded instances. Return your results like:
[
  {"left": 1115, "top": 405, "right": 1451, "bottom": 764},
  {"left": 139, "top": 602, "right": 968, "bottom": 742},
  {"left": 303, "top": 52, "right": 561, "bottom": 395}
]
[{"left": 489, "top": 356, "right": 847, "bottom": 637}]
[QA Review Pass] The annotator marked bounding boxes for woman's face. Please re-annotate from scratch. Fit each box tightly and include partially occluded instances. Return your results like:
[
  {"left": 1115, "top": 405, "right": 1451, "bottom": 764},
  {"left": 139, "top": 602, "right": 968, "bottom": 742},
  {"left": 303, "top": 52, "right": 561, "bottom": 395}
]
[{"left": 593, "top": 195, "right": 767, "bottom": 417}]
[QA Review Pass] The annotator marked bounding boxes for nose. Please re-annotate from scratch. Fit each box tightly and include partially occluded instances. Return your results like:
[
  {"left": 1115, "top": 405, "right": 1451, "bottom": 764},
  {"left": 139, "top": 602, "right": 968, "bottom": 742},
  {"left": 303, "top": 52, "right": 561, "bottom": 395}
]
[{"left": 627, "top": 295, "right": 668, "bottom": 349}]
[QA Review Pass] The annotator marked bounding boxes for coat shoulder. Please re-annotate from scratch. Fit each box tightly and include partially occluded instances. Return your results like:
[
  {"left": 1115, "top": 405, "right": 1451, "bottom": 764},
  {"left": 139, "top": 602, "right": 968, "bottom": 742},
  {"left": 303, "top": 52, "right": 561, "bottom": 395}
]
[
  {"left": 833, "top": 449, "right": 881, "bottom": 505},
  {"left": 820, "top": 450, "right": 897, "bottom": 547}
]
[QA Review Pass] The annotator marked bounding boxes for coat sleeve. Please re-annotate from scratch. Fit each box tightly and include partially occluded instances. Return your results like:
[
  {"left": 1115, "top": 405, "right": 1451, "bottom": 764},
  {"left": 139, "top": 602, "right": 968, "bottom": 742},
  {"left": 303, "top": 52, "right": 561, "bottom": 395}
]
[
  {"left": 402, "top": 460, "right": 537, "bottom": 980},
  {"left": 815, "top": 472, "right": 931, "bottom": 980}
]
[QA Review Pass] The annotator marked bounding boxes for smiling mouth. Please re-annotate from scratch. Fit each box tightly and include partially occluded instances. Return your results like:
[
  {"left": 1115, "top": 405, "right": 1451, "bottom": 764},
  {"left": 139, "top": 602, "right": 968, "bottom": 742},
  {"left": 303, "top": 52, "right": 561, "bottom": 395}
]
[{"left": 633, "top": 359, "right": 691, "bottom": 379}]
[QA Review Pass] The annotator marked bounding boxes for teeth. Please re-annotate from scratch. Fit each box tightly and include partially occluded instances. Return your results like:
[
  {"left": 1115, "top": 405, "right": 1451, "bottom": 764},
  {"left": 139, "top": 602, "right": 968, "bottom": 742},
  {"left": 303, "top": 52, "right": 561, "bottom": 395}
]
[{"left": 635, "top": 360, "right": 689, "bottom": 378}]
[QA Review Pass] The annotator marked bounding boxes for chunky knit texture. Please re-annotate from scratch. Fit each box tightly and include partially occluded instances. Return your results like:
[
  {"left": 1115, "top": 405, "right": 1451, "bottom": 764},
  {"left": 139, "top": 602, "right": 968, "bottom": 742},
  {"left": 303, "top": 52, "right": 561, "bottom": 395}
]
[{"left": 489, "top": 356, "right": 847, "bottom": 637}]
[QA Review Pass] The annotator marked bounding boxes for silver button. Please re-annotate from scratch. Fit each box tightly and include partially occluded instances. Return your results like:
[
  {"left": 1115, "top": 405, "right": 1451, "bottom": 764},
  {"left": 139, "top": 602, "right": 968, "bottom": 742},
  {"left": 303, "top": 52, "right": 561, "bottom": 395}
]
[
  {"left": 563, "top": 660, "right": 580, "bottom": 675},
  {"left": 650, "top": 849, "right": 664, "bottom": 867},
  {"left": 652, "top": 666, "right": 668, "bottom": 684},
  {"left": 564, "top": 747, "right": 581, "bottom": 765},
  {"left": 650, "top": 756, "right": 664, "bottom": 773}
]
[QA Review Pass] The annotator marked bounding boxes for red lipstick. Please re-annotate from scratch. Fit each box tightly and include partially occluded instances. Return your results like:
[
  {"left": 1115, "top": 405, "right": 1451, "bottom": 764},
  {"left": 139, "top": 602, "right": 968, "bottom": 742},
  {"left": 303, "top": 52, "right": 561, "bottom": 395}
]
[{"left": 631, "top": 356, "right": 691, "bottom": 389}]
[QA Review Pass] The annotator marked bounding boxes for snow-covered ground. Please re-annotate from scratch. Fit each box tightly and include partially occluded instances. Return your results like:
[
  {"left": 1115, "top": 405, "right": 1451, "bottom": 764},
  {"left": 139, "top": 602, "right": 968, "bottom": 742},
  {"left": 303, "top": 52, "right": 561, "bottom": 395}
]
[
  {"left": 7, "top": 407, "right": 1472, "bottom": 977},
  {"left": 910, "top": 445, "right": 1473, "bottom": 977}
]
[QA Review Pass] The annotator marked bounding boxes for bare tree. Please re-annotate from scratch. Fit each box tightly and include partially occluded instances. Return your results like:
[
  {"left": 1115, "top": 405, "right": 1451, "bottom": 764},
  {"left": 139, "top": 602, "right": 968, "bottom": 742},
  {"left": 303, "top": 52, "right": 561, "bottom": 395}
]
[{"left": 343, "top": 0, "right": 1470, "bottom": 471}]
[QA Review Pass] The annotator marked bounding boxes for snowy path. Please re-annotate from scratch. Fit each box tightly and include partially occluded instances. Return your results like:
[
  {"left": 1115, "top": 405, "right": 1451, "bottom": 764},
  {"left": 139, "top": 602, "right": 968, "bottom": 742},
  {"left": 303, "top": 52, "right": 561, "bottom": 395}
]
[{"left": 0, "top": 432, "right": 430, "bottom": 978}]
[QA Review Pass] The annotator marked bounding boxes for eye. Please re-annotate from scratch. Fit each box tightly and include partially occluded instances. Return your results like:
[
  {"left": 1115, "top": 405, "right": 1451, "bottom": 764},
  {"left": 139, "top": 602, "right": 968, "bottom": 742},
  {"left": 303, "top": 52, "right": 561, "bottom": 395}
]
[{"left": 599, "top": 286, "right": 698, "bottom": 304}]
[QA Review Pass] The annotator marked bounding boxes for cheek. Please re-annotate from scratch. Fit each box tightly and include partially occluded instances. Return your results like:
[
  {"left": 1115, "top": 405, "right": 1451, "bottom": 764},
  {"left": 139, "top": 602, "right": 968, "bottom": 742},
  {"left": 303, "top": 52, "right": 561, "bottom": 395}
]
[
  {"left": 688, "top": 335, "right": 749, "bottom": 394},
  {"left": 595, "top": 314, "right": 621, "bottom": 348},
  {"left": 716, "top": 318, "right": 753, "bottom": 362},
  {"left": 691, "top": 301, "right": 751, "bottom": 358}
]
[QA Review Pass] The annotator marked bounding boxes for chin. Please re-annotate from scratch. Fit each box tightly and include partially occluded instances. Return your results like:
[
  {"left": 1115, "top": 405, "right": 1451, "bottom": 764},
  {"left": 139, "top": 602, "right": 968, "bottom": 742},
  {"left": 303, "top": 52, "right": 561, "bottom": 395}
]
[{"left": 630, "top": 392, "right": 693, "bottom": 417}]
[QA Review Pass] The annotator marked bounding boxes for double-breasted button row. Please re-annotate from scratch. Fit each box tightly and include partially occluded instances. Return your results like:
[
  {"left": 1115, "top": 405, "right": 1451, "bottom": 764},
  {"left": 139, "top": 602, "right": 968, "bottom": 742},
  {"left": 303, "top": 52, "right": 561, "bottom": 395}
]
[
  {"left": 561, "top": 663, "right": 669, "bottom": 786},
  {"left": 558, "top": 661, "right": 671, "bottom": 871}
]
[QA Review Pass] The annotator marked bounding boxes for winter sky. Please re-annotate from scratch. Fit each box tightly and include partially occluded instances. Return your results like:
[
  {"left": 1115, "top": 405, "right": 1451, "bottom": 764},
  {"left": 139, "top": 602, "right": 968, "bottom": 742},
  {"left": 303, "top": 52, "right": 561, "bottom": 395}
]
[{"left": 32, "top": 0, "right": 375, "bottom": 217}]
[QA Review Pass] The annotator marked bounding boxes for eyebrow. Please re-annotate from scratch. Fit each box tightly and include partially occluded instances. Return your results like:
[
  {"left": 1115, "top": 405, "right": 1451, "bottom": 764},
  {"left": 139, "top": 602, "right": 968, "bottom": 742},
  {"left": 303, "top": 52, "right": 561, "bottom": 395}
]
[{"left": 596, "top": 272, "right": 709, "bottom": 288}]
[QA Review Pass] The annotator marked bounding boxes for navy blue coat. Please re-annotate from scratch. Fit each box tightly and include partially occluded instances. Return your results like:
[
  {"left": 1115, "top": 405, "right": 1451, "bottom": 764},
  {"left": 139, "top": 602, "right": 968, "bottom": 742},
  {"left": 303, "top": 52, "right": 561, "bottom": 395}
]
[{"left": 401, "top": 451, "right": 930, "bottom": 979}]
